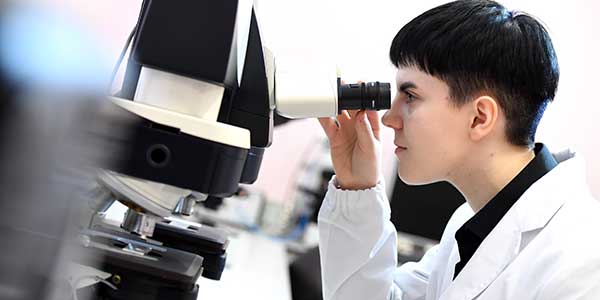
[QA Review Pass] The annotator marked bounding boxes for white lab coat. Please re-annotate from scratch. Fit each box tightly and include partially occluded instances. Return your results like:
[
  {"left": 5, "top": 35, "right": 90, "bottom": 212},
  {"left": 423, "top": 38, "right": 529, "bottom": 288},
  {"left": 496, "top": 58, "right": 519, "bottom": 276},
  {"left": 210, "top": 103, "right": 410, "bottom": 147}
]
[{"left": 318, "top": 153, "right": 600, "bottom": 300}]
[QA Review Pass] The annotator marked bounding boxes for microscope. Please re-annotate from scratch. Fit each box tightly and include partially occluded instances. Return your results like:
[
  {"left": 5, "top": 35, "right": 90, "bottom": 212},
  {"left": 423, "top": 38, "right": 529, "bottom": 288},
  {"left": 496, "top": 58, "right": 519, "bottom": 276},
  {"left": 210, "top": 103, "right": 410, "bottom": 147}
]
[
  {"left": 72, "top": 1, "right": 393, "bottom": 299},
  {"left": 0, "top": 0, "right": 391, "bottom": 299}
]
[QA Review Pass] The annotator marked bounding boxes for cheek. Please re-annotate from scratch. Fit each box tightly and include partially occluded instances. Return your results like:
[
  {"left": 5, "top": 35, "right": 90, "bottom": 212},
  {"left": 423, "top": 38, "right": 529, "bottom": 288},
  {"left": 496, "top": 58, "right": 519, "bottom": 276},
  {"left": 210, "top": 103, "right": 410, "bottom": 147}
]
[
  {"left": 404, "top": 108, "right": 446, "bottom": 149},
  {"left": 427, "top": 111, "right": 467, "bottom": 168},
  {"left": 404, "top": 106, "right": 466, "bottom": 175}
]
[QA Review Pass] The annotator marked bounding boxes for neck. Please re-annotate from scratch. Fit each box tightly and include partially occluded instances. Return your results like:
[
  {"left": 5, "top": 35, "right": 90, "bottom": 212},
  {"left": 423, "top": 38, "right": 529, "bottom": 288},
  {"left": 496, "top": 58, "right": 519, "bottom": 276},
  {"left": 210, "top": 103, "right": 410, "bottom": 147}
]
[{"left": 448, "top": 143, "right": 535, "bottom": 212}]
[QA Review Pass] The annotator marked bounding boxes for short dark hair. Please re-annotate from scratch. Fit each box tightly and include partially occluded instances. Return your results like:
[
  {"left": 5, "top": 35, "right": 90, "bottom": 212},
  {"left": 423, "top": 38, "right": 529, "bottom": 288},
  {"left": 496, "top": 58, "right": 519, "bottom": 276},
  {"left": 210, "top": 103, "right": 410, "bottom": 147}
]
[{"left": 389, "top": 0, "right": 559, "bottom": 146}]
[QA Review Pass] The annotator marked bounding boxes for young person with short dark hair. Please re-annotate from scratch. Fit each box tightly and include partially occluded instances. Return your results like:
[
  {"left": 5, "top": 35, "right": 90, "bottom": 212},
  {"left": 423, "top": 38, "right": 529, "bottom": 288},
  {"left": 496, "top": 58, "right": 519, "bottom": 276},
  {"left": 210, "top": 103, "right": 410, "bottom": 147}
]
[{"left": 317, "top": 1, "right": 600, "bottom": 299}]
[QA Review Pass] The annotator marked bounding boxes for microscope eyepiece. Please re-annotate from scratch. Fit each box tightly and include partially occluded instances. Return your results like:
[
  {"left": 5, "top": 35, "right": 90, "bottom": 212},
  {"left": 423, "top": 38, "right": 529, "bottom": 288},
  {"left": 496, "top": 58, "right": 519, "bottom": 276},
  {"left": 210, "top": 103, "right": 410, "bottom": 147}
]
[{"left": 337, "top": 79, "right": 391, "bottom": 113}]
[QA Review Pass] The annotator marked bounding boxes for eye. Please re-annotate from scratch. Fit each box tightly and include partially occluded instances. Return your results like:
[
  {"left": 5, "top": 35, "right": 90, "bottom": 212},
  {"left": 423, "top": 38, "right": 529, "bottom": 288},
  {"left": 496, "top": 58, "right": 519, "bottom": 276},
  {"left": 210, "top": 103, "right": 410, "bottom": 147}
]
[{"left": 404, "top": 91, "right": 416, "bottom": 103}]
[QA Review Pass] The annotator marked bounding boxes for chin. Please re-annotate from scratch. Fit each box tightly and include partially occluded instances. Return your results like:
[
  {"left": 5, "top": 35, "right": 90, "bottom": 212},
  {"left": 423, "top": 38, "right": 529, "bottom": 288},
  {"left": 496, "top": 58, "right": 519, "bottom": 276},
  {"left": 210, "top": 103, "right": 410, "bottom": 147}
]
[{"left": 397, "top": 168, "right": 439, "bottom": 186}]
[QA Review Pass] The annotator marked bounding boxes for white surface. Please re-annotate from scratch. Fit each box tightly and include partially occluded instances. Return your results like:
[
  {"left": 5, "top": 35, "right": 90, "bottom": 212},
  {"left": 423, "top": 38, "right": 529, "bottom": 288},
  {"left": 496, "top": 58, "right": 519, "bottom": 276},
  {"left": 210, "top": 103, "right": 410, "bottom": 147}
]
[
  {"left": 110, "top": 96, "right": 251, "bottom": 149},
  {"left": 135, "top": 67, "right": 224, "bottom": 121},
  {"left": 275, "top": 66, "right": 338, "bottom": 118},
  {"left": 196, "top": 231, "right": 292, "bottom": 300}
]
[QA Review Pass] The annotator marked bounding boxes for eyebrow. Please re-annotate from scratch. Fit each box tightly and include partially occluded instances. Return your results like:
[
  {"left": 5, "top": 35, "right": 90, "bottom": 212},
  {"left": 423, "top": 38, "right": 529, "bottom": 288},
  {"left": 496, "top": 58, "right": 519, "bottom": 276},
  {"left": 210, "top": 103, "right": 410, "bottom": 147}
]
[{"left": 398, "top": 82, "right": 418, "bottom": 92}]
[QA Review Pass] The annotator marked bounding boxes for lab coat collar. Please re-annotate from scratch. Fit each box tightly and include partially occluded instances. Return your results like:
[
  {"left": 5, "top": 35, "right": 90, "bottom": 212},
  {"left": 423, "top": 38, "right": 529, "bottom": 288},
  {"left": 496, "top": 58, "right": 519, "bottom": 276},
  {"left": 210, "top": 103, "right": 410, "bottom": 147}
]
[{"left": 439, "top": 153, "right": 586, "bottom": 300}]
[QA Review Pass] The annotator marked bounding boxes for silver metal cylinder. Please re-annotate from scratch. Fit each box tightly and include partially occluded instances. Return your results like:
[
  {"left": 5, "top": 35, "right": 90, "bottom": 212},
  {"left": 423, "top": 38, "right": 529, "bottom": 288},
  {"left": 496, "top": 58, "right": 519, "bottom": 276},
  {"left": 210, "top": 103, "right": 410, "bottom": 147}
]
[
  {"left": 121, "top": 208, "right": 159, "bottom": 237},
  {"left": 173, "top": 195, "right": 195, "bottom": 216}
]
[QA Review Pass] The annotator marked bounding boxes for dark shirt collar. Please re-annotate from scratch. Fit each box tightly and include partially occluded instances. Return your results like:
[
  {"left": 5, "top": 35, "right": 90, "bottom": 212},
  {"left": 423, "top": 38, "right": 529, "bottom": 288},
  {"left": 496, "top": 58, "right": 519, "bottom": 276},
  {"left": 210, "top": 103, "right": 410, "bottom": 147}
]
[{"left": 454, "top": 143, "right": 557, "bottom": 279}]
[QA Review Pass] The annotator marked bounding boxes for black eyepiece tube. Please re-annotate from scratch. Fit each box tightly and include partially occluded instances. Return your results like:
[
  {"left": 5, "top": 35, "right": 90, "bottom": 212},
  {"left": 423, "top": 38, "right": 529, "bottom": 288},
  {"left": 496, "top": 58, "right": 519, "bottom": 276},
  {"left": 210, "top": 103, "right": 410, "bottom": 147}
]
[{"left": 337, "top": 78, "right": 391, "bottom": 113}]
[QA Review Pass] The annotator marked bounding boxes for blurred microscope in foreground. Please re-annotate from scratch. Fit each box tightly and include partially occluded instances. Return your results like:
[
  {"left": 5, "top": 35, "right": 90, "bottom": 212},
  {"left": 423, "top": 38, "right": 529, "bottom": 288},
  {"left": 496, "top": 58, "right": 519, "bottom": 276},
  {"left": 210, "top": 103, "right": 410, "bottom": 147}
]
[{"left": 0, "top": 0, "right": 391, "bottom": 299}]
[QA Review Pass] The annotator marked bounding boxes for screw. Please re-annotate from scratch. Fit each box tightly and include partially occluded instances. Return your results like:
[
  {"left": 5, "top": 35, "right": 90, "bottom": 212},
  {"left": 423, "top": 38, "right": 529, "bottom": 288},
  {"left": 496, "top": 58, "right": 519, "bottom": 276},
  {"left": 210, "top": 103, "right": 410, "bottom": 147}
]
[{"left": 112, "top": 275, "right": 121, "bottom": 285}]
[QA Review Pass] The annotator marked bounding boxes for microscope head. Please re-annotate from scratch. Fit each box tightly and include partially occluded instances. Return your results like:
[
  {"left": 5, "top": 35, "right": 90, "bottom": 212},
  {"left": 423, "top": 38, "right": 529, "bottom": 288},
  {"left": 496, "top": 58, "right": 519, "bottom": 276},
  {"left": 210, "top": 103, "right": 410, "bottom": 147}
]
[{"left": 109, "top": 0, "right": 268, "bottom": 197}]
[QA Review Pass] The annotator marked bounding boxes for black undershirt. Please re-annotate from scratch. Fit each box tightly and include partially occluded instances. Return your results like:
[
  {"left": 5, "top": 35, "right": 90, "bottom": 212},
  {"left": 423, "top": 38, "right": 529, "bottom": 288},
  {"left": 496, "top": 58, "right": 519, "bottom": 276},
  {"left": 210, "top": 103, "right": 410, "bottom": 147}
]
[{"left": 453, "top": 143, "right": 558, "bottom": 279}]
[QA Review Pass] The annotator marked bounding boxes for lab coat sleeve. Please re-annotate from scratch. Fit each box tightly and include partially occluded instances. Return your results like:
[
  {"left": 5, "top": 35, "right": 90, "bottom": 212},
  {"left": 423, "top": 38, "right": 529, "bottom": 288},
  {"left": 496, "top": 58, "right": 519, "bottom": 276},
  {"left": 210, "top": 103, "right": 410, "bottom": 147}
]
[
  {"left": 391, "top": 245, "right": 439, "bottom": 299},
  {"left": 317, "top": 176, "right": 434, "bottom": 300}
]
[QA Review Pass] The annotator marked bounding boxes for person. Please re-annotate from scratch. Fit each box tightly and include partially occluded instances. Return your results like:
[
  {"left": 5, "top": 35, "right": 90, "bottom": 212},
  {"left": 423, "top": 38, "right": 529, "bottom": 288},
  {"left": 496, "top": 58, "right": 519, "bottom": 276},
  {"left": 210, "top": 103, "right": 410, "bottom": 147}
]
[{"left": 317, "top": 1, "right": 600, "bottom": 299}]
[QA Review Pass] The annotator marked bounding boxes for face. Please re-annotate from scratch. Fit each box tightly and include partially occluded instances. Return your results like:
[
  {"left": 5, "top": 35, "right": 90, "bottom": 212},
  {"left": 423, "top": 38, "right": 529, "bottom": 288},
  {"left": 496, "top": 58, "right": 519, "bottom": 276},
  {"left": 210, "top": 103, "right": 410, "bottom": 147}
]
[{"left": 382, "top": 66, "right": 471, "bottom": 185}]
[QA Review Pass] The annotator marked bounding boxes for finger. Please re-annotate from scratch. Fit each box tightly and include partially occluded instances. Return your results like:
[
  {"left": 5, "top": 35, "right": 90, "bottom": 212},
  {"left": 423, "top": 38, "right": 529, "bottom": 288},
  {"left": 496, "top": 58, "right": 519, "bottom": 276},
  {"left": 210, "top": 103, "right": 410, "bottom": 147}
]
[
  {"left": 354, "top": 111, "right": 376, "bottom": 149},
  {"left": 318, "top": 117, "right": 338, "bottom": 139},
  {"left": 342, "top": 110, "right": 351, "bottom": 120},
  {"left": 336, "top": 110, "right": 352, "bottom": 126},
  {"left": 365, "top": 110, "right": 381, "bottom": 141},
  {"left": 347, "top": 109, "right": 360, "bottom": 118}
]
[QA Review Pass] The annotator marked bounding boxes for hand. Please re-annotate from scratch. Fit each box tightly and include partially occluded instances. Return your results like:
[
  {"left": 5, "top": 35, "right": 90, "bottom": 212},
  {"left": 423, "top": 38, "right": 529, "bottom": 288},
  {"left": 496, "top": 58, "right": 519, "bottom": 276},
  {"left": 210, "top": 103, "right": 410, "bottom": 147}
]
[{"left": 318, "top": 109, "right": 382, "bottom": 190}]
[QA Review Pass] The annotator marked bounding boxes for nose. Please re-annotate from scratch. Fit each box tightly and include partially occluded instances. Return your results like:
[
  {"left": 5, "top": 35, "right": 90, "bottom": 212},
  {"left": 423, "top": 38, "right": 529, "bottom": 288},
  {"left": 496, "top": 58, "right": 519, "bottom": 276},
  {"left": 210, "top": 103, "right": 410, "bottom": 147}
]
[{"left": 381, "top": 95, "right": 403, "bottom": 129}]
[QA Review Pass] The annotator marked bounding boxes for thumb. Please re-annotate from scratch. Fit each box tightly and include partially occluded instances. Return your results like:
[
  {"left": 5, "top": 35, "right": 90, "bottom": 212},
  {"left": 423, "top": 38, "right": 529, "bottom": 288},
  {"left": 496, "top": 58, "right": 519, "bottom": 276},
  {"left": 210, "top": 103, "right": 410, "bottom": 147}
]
[{"left": 354, "top": 111, "right": 376, "bottom": 149}]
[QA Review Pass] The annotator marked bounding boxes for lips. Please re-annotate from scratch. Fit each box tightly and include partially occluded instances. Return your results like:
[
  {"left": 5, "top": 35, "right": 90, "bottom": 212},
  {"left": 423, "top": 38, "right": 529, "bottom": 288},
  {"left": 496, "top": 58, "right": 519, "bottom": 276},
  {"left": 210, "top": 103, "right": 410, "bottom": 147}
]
[
  {"left": 394, "top": 143, "right": 407, "bottom": 150},
  {"left": 394, "top": 143, "right": 407, "bottom": 156}
]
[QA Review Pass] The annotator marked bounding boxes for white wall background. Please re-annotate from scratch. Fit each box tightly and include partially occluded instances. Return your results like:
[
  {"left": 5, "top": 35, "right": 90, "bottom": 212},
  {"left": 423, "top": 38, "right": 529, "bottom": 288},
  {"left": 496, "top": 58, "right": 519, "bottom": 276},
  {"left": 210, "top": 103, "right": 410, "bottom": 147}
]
[{"left": 40, "top": 0, "right": 600, "bottom": 202}]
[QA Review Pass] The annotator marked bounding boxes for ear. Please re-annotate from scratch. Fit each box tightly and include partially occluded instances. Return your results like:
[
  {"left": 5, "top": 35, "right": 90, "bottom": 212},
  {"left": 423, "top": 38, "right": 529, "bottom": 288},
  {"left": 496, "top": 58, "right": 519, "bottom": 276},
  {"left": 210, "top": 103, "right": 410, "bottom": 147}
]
[{"left": 468, "top": 96, "right": 499, "bottom": 141}]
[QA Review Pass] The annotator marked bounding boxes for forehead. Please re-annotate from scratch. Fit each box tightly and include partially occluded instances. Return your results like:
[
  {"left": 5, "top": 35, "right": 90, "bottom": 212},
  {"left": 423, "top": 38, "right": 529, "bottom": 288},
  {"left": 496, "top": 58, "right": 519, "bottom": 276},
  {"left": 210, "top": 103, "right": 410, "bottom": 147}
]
[{"left": 395, "top": 66, "right": 450, "bottom": 94}]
